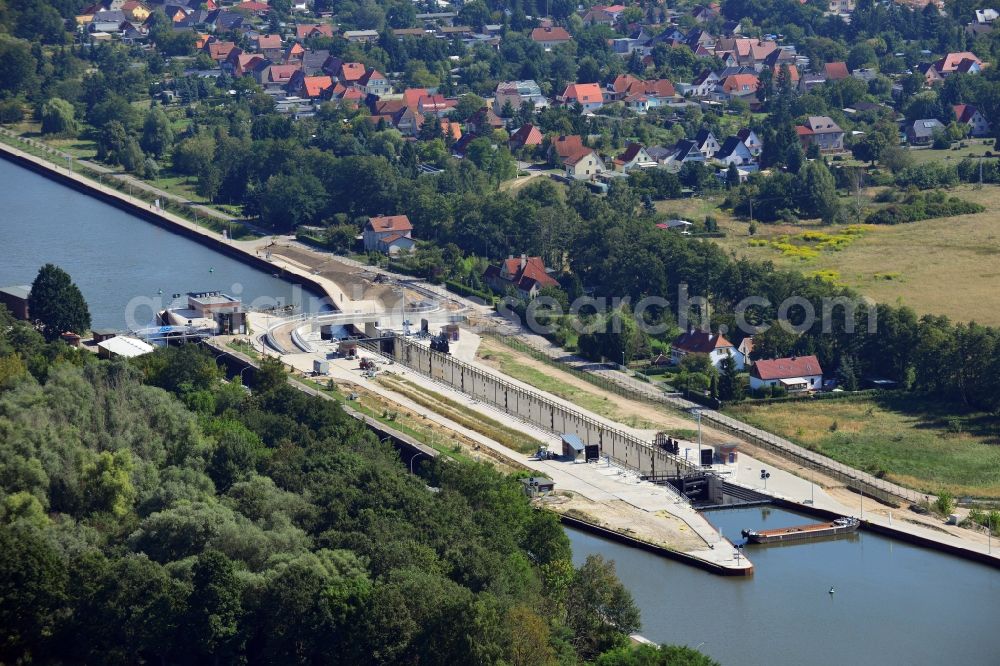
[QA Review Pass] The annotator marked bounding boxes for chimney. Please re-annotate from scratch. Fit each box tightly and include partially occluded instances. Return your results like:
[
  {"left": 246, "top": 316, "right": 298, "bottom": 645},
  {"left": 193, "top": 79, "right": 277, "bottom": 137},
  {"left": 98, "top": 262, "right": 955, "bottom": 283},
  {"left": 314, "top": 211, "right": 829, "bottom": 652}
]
[{"left": 520, "top": 253, "right": 527, "bottom": 269}]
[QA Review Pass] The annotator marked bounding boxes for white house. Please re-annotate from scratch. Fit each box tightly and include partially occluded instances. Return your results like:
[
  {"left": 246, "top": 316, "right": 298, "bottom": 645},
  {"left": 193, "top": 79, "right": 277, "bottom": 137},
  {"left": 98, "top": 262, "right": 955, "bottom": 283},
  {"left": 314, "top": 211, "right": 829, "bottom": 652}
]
[
  {"left": 714, "top": 136, "right": 754, "bottom": 166},
  {"left": 564, "top": 149, "right": 605, "bottom": 180},
  {"left": 749, "top": 355, "right": 823, "bottom": 392},
  {"left": 363, "top": 215, "right": 414, "bottom": 254},
  {"left": 670, "top": 328, "right": 743, "bottom": 370}
]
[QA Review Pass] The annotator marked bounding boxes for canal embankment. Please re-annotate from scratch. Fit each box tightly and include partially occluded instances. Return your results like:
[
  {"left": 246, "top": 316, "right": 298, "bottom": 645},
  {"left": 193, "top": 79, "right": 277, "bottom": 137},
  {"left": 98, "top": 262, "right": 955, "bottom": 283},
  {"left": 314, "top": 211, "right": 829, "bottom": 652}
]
[{"left": 0, "top": 139, "right": 336, "bottom": 307}]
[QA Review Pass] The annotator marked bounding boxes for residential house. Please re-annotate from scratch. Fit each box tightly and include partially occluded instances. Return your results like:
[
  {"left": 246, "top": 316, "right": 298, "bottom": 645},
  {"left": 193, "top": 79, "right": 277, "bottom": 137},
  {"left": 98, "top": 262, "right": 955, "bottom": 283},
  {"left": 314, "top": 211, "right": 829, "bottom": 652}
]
[
  {"left": 120, "top": 0, "right": 150, "bottom": 21},
  {"left": 440, "top": 119, "right": 462, "bottom": 141},
  {"left": 357, "top": 68, "right": 391, "bottom": 96},
  {"left": 583, "top": 4, "right": 625, "bottom": 26},
  {"left": 612, "top": 143, "right": 656, "bottom": 172},
  {"left": 953, "top": 104, "right": 991, "bottom": 137},
  {"left": 465, "top": 106, "right": 504, "bottom": 135},
  {"left": 670, "top": 328, "right": 743, "bottom": 370},
  {"left": 975, "top": 8, "right": 998, "bottom": 23},
  {"left": 282, "top": 42, "right": 305, "bottom": 64},
  {"left": 669, "top": 139, "right": 705, "bottom": 166},
  {"left": 716, "top": 73, "right": 759, "bottom": 101},
  {"left": 288, "top": 72, "right": 333, "bottom": 99},
  {"left": 713, "top": 37, "right": 778, "bottom": 67},
  {"left": 343, "top": 29, "right": 379, "bottom": 43},
  {"left": 417, "top": 94, "right": 453, "bottom": 118},
  {"left": 749, "top": 355, "right": 823, "bottom": 392},
  {"left": 256, "top": 64, "right": 299, "bottom": 90},
  {"left": 906, "top": 118, "right": 945, "bottom": 145},
  {"left": 295, "top": 23, "right": 335, "bottom": 40},
  {"left": 798, "top": 72, "right": 828, "bottom": 92},
  {"left": 253, "top": 33, "right": 283, "bottom": 59},
  {"left": 796, "top": 116, "right": 845, "bottom": 152},
  {"left": 564, "top": 148, "right": 606, "bottom": 180},
  {"left": 823, "top": 61, "right": 850, "bottom": 81},
  {"left": 329, "top": 60, "right": 366, "bottom": 85},
  {"left": 550, "top": 134, "right": 585, "bottom": 164},
  {"left": 493, "top": 80, "right": 548, "bottom": 115},
  {"left": 656, "top": 219, "right": 693, "bottom": 232},
  {"left": 935, "top": 51, "right": 983, "bottom": 77},
  {"left": 828, "top": 0, "right": 855, "bottom": 12},
  {"left": 89, "top": 9, "right": 128, "bottom": 33},
  {"left": 205, "top": 40, "right": 237, "bottom": 62},
  {"left": 232, "top": 1, "right": 271, "bottom": 17},
  {"left": 679, "top": 70, "right": 720, "bottom": 98},
  {"left": 363, "top": 215, "right": 414, "bottom": 255},
  {"left": 737, "top": 127, "right": 763, "bottom": 157},
  {"left": 714, "top": 136, "right": 754, "bottom": 166},
  {"left": 558, "top": 83, "right": 604, "bottom": 112},
  {"left": 483, "top": 254, "right": 559, "bottom": 298},
  {"left": 402, "top": 87, "right": 429, "bottom": 112},
  {"left": 694, "top": 128, "right": 721, "bottom": 158},
  {"left": 530, "top": 26, "right": 572, "bottom": 49},
  {"left": 916, "top": 62, "right": 944, "bottom": 86},
  {"left": 508, "top": 124, "right": 543, "bottom": 151}
]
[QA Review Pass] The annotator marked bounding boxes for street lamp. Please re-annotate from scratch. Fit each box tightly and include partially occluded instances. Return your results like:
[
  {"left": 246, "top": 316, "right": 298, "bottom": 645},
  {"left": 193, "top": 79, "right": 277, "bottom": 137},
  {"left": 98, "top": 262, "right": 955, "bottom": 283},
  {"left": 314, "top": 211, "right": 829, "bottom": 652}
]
[
  {"left": 410, "top": 451, "right": 424, "bottom": 474},
  {"left": 239, "top": 366, "right": 252, "bottom": 384}
]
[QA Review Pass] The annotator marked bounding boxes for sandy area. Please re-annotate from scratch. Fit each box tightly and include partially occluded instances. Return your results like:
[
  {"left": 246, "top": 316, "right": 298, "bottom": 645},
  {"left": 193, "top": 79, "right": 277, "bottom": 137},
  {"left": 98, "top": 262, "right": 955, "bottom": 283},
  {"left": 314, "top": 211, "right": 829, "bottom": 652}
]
[{"left": 268, "top": 243, "right": 403, "bottom": 309}]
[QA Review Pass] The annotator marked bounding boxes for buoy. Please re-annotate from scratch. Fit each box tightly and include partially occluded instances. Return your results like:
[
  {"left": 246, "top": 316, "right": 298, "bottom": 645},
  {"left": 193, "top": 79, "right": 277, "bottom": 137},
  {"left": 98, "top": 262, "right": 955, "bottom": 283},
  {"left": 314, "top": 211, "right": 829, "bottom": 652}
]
[
  {"left": 829, "top": 587, "right": 835, "bottom": 595},
  {"left": 157, "top": 288, "right": 163, "bottom": 295},
  {"left": 209, "top": 267, "right": 214, "bottom": 273}
]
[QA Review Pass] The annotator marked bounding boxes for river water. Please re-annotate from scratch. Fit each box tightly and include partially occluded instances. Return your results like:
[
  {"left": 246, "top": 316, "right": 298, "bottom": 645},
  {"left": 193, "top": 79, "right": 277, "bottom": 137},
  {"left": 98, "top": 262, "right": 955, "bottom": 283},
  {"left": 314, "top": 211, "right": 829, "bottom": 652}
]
[
  {"left": 568, "top": 506, "right": 1000, "bottom": 666},
  {"left": 3, "top": 158, "right": 1000, "bottom": 665},
  {"left": 0, "top": 159, "right": 318, "bottom": 330}
]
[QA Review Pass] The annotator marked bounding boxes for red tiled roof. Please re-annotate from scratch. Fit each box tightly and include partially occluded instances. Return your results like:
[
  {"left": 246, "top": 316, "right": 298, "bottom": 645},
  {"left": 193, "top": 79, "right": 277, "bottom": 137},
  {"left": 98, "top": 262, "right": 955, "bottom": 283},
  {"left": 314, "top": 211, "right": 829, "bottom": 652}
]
[
  {"left": 552, "top": 134, "right": 584, "bottom": 159},
  {"left": 338, "top": 62, "right": 366, "bottom": 82},
  {"left": 510, "top": 124, "right": 542, "bottom": 148},
  {"left": 752, "top": 355, "right": 823, "bottom": 381},
  {"left": 256, "top": 34, "right": 281, "bottom": 50},
  {"left": 295, "top": 23, "right": 334, "bottom": 40},
  {"left": 302, "top": 75, "right": 332, "bottom": 97},
  {"left": 671, "top": 329, "right": 734, "bottom": 354},
  {"left": 561, "top": 82, "right": 603, "bottom": 104},
  {"left": 824, "top": 61, "right": 849, "bottom": 80},
  {"left": 936, "top": 51, "right": 982, "bottom": 73},
  {"left": 402, "top": 88, "right": 428, "bottom": 110},
  {"left": 367, "top": 215, "right": 412, "bottom": 233},
  {"left": 500, "top": 256, "right": 559, "bottom": 290},
  {"left": 531, "top": 26, "right": 571, "bottom": 42}
]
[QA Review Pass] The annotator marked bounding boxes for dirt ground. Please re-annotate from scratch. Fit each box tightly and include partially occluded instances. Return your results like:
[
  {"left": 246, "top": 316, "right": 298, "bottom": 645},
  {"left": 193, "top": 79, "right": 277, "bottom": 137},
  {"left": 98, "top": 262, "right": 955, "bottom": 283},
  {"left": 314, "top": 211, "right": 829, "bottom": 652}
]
[
  {"left": 268, "top": 243, "right": 404, "bottom": 309},
  {"left": 536, "top": 493, "right": 708, "bottom": 551}
]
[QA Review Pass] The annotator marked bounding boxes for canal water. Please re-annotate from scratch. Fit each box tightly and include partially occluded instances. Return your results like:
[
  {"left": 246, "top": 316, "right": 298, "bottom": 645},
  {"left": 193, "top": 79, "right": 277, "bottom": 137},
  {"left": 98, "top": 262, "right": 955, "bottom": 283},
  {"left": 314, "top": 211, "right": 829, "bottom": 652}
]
[
  {"left": 568, "top": 506, "right": 1000, "bottom": 666},
  {"left": 3, "top": 159, "right": 1000, "bottom": 666},
  {"left": 0, "top": 159, "right": 319, "bottom": 330}
]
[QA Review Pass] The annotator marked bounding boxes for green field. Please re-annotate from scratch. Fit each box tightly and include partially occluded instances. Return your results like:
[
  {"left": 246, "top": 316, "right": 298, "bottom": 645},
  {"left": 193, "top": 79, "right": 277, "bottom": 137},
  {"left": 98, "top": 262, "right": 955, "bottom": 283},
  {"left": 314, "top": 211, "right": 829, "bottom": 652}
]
[
  {"left": 728, "top": 395, "right": 1000, "bottom": 498},
  {"left": 713, "top": 183, "right": 1000, "bottom": 325}
]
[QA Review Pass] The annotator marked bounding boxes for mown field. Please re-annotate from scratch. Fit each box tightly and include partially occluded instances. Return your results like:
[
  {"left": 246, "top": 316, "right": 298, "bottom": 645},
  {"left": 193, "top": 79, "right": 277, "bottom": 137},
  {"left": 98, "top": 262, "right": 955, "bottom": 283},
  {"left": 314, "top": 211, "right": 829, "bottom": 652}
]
[{"left": 728, "top": 395, "right": 1000, "bottom": 499}]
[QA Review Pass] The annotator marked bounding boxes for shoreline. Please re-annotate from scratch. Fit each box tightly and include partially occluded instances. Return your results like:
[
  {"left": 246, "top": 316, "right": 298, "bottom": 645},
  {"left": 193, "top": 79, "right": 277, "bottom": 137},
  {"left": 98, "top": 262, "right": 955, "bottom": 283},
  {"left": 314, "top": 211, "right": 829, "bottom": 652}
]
[
  {"left": 4, "top": 137, "right": 998, "bottom": 574},
  {"left": 0, "top": 141, "right": 332, "bottom": 306}
]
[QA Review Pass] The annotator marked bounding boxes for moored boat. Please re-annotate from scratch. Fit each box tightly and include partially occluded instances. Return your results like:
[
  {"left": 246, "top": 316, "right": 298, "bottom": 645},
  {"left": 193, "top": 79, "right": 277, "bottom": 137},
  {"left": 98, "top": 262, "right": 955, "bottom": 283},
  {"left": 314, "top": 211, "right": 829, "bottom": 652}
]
[{"left": 741, "top": 517, "right": 860, "bottom": 544}]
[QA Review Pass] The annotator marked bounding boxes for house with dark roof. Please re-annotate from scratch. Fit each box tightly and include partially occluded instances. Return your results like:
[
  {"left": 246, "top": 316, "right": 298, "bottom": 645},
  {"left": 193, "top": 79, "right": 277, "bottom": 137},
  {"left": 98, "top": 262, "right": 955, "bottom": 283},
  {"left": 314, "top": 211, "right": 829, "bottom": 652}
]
[
  {"left": 953, "top": 104, "right": 991, "bottom": 137},
  {"left": 694, "top": 128, "right": 721, "bottom": 158},
  {"left": 612, "top": 143, "right": 656, "bottom": 172},
  {"left": 906, "top": 118, "right": 945, "bottom": 145},
  {"left": 483, "top": 254, "right": 559, "bottom": 298},
  {"left": 670, "top": 328, "right": 742, "bottom": 369},
  {"left": 714, "top": 136, "right": 754, "bottom": 166},
  {"left": 668, "top": 139, "right": 705, "bottom": 166},
  {"left": 357, "top": 68, "right": 390, "bottom": 96},
  {"left": 935, "top": 51, "right": 983, "bottom": 76},
  {"left": 749, "top": 355, "right": 823, "bottom": 392},
  {"left": 363, "top": 215, "right": 414, "bottom": 255}
]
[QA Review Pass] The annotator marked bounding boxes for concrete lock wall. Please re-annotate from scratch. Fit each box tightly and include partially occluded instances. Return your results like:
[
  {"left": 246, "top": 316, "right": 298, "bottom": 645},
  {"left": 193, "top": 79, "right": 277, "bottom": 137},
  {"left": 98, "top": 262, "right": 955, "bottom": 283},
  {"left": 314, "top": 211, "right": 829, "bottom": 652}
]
[{"left": 393, "top": 337, "right": 694, "bottom": 475}]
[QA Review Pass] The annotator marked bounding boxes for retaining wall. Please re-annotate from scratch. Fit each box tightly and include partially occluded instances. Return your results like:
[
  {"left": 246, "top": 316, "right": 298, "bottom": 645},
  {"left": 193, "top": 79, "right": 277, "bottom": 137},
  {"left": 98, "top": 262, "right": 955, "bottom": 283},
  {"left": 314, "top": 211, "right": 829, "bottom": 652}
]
[{"left": 392, "top": 337, "right": 696, "bottom": 476}]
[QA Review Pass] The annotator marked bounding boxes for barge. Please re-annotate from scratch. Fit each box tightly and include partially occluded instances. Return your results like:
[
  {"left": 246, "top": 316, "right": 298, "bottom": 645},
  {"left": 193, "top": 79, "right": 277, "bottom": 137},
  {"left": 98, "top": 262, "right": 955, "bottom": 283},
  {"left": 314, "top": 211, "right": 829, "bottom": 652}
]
[{"left": 741, "top": 517, "right": 860, "bottom": 544}]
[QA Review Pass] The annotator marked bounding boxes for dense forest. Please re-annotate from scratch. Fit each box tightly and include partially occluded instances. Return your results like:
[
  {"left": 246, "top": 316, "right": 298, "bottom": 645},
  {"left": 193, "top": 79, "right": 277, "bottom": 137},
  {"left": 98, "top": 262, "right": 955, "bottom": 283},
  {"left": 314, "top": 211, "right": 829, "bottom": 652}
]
[{"left": 0, "top": 299, "right": 731, "bottom": 664}]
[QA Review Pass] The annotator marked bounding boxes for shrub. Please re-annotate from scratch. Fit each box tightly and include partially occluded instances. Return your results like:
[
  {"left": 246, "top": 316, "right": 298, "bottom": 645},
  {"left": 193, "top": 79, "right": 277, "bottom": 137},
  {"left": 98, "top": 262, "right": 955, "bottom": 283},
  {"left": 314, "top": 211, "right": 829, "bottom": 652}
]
[{"left": 933, "top": 491, "right": 955, "bottom": 516}]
